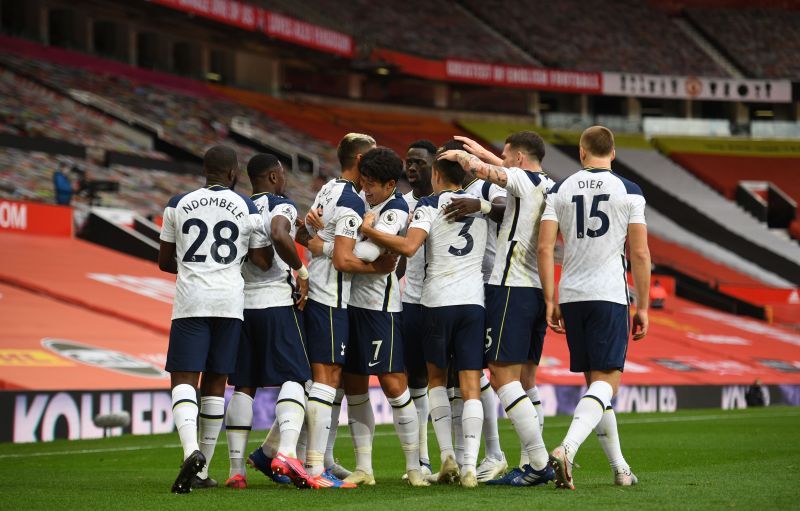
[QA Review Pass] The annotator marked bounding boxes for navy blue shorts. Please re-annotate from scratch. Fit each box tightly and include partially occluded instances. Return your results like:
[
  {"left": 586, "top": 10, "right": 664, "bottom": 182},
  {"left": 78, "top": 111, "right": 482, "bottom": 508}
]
[
  {"left": 345, "top": 306, "right": 404, "bottom": 375},
  {"left": 485, "top": 285, "right": 547, "bottom": 365},
  {"left": 402, "top": 302, "right": 426, "bottom": 377},
  {"left": 166, "top": 317, "right": 242, "bottom": 374},
  {"left": 304, "top": 299, "right": 349, "bottom": 365},
  {"left": 228, "top": 306, "right": 311, "bottom": 388},
  {"left": 423, "top": 304, "right": 485, "bottom": 371},
  {"left": 561, "top": 300, "right": 630, "bottom": 373}
]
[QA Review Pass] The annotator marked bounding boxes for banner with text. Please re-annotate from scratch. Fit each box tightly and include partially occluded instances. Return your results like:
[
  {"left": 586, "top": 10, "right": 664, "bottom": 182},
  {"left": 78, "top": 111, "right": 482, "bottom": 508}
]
[
  {"left": 149, "top": 0, "right": 353, "bottom": 57},
  {"left": 603, "top": 72, "right": 792, "bottom": 103},
  {"left": 445, "top": 59, "right": 602, "bottom": 93},
  {"left": 0, "top": 200, "right": 72, "bottom": 237}
]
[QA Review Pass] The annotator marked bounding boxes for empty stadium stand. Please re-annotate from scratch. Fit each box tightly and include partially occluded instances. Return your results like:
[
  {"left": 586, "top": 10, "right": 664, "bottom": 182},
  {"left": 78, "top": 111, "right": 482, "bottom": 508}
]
[
  {"left": 685, "top": 6, "right": 800, "bottom": 79},
  {"left": 260, "top": 0, "right": 533, "bottom": 64},
  {"left": 458, "top": 0, "right": 727, "bottom": 76}
]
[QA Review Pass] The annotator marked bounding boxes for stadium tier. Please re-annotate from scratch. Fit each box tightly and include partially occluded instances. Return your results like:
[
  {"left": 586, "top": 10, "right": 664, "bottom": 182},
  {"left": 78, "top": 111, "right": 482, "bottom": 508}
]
[
  {"left": 259, "top": 0, "right": 532, "bottom": 64},
  {"left": 459, "top": 0, "right": 726, "bottom": 75},
  {"left": 686, "top": 6, "right": 800, "bottom": 79}
]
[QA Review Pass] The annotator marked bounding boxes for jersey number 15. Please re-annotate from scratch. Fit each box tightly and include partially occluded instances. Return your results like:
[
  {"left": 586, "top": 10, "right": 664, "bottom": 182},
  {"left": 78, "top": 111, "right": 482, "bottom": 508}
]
[{"left": 571, "top": 194, "right": 609, "bottom": 239}]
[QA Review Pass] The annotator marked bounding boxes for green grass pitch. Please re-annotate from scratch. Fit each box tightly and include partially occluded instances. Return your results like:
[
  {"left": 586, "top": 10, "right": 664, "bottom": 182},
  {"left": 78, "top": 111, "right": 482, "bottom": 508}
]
[{"left": 0, "top": 407, "right": 798, "bottom": 510}]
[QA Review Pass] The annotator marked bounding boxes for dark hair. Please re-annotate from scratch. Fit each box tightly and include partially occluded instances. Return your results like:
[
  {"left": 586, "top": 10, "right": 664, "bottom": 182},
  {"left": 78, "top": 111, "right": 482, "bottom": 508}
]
[
  {"left": 203, "top": 145, "right": 238, "bottom": 175},
  {"left": 359, "top": 147, "right": 403, "bottom": 184},
  {"left": 433, "top": 140, "right": 467, "bottom": 186},
  {"left": 247, "top": 153, "right": 281, "bottom": 179},
  {"left": 337, "top": 133, "right": 376, "bottom": 169},
  {"left": 408, "top": 139, "right": 437, "bottom": 155},
  {"left": 505, "top": 131, "right": 546, "bottom": 163},
  {"left": 580, "top": 126, "right": 615, "bottom": 157}
]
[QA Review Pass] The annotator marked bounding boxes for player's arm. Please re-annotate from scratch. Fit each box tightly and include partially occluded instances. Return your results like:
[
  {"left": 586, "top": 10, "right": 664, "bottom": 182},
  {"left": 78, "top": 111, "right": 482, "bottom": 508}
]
[
  {"left": 438, "top": 149, "right": 508, "bottom": 187},
  {"left": 444, "top": 195, "right": 505, "bottom": 223},
  {"left": 247, "top": 245, "right": 274, "bottom": 272},
  {"left": 537, "top": 219, "right": 564, "bottom": 334},
  {"left": 454, "top": 135, "right": 504, "bottom": 166},
  {"left": 628, "top": 223, "right": 651, "bottom": 341},
  {"left": 332, "top": 236, "right": 397, "bottom": 274},
  {"left": 360, "top": 210, "right": 427, "bottom": 258},
  {"left": 158, "top": 240, "right": 178, "bottom": 274},
  {"left": 157, "top": 205, "right": 178, "bottom": 274},
  {"left": 271, "top": 215, "right": 309, "bottom": 308}
]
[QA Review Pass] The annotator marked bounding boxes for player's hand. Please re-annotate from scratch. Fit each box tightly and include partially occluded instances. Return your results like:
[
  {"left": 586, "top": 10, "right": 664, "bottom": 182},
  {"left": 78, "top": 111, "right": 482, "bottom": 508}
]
[
  {"left": 454, "top": 135, "right": 501, "bottom": 165},
  {"left": 294, "top": 274, "right": 309, "bottom": 311},
  {"left": 305, "top": 207, "right": 324, "bottom": 231},
  {"left": 546, "top": 302, "right": 565, "bottom": 334},
  {"left": 362, "top": 211, "right": 378, "bottom": 232},
  {"left": 437, "top": 149, "right": 471, "bottom": 166},
  {"left": 372, "top": 253, "right": 398, "bottom": 274},
  {"left": 632, "top": 308, "right": 648, "bottom": 340},
  {"left": 307, "top": 236, "right": 324, "bottom": 257},
  {"left": 444, "top": 197, "right": 480, "bottom": 221}
]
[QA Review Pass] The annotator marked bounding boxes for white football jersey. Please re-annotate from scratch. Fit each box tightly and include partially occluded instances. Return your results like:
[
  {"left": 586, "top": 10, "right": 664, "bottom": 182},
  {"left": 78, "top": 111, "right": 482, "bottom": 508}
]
[
  {"left": 488, "top": 167, "right": 554, "bottom": 288},
  {"left": 349, "top": 191, "right": 409, "bottom": 312},
  {"left": 306, "top": 178, "right": 367, "bottom": 308},
  {"left": 160, "top": 185, "right": 270, "bottom": 320},
  {"left": 401, "top": 191, "right": 429, "bottom": 305},
  {"left": 464, "top": 178, "right": 506, "bottom": 283},
  {"left": 242, "top": 193, "right": 299, "bottom": 309},
  {"left": 542, "top": 168, "right": 646, "bottom": 305},
  {"left": 410, "top": 190, "right": 488, "bottom": 308}
]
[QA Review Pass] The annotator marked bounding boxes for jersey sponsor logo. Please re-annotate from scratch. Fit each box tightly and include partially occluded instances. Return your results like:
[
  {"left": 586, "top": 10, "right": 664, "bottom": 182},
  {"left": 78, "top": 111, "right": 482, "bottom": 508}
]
[
  {"left": 41, "top": 338, "right": 168, "bottom": 379},
  {"left": 368, "top": 360, "right": 381, "bottom": 367}
]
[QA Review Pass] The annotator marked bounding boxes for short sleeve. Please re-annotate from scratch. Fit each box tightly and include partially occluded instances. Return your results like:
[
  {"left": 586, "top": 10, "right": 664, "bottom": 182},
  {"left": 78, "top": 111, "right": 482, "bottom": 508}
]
[
  {"left": 334, "top": 211, "right": 362, "bottom": 239},
  {"left": 374, "top": 208, "right": 409, "bottom": 236},
  {"left": 486, "top": 183, "right": 507, "bottom": 202},
  {"left": 272, "top": 202, "right": 298, "bottom": 225},
  {"left": 541, "top": 192, "right": 558, "bottom": 223},
  {"left": 503, "top": 166, "right": 532, "bottom": 197},
  {"left": 248, "top": 213, "right": 271, "bottom": 248},
  {"left": 159, "top": 206, "right": 176, "bottom": 243},
  {"left": 409, "top": 204, "right": 436, "bottom": 233},
  {"left": 628, "top": 195, "right": 646, "bottom": 225}
]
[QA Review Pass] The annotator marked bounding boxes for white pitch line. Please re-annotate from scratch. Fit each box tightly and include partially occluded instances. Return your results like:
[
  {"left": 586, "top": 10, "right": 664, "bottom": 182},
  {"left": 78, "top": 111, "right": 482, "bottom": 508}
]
[{"left": 1, "top": 410, "right": 797, "bottom": 459}]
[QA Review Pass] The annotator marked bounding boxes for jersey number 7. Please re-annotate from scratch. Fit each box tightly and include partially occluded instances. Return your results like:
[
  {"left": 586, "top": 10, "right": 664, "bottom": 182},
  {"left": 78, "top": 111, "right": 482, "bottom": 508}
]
[{"left": 571, "top": 194, "right": 610, "bottom": 239}]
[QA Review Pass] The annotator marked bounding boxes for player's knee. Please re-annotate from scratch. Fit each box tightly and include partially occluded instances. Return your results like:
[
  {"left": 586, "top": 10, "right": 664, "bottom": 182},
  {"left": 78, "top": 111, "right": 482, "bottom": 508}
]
[{"left": 379, "top": 373, "right": 407, "bottom": 398}]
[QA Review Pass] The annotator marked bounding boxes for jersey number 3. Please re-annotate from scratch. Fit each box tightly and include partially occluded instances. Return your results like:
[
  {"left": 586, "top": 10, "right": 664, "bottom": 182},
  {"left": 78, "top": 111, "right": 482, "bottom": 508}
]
[
  {"left": 571, "top": 194, "right": 609, "bottom": 239},
  {"left": 182, "top": 219, "right": 239, "bottom": 264},
  {"left": 448, "top": 217, "right": 475, "bottom": 256}
]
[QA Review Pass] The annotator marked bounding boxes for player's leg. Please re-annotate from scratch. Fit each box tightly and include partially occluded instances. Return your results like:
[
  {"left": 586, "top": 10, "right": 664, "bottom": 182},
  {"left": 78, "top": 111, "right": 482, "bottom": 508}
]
[
  {"left": 261, "top": 306, "right": 313, "bottom": 487},
  {"left": 324, "top": 387, "right": 351, "bottom": 478},
  {"left": 585, "top": 373, "right": 637, "bottom": 485},
  {"left": 551, "top": 301, "right": 628, "bottom": 490},
  {"left": 521, "top": 362, "right": 544, "bottom": 432},
  {"left": 403, "top": 302, "right": 431, "bottom": 473},
  {"left": 380, "top": 372, "right": 427, "bottom": 486},
  {"left": 165, "top": 317, "right": 211, "bottom": 494},
  {"left": 478, "top": 286, "right": 504, "bottom": 475},
  {"left": 479, "top": 371, "right": 504, "bottom": 467},
  {"left": 302, "top": 299, "right": 350, "bottom": 485},
  {"left": 196, "top": 318, "right": 243, "bottom": 486},
  {"left": 343, "top": 372, "right": 375, "bottom": 485},
  {"left": 223, "top": 309, "right": 260, "bottom": 488},
  {"left": 454, "top": 305, "right": 488, "bottom": 488},
  {"left": 448, "top": 367, "right": 464, "bottom": 467},
  {"left": 422, "top": 306, "right": 459, "bottom": 484},
  {"left": 376, "top": 312, "right": 428, "bottom": 487},
  {"left": 224, "top": 386, "right": 255, "bottom": 488}
]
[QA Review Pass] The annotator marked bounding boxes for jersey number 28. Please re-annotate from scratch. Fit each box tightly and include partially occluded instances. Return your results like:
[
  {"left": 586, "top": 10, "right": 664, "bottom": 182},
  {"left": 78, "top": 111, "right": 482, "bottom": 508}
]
[
  {"left": 571, "top": 194, "right": 609, "bottom": 239},
  {"left": 182, "top": 219, "right": 239, "bottom": 264}
]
